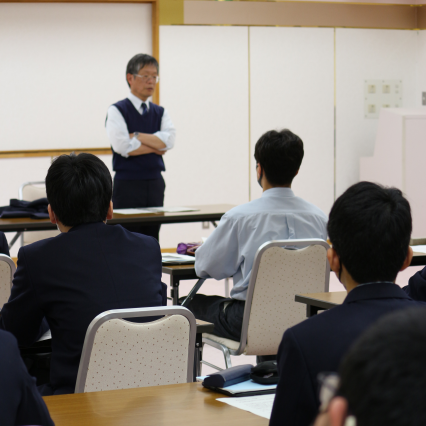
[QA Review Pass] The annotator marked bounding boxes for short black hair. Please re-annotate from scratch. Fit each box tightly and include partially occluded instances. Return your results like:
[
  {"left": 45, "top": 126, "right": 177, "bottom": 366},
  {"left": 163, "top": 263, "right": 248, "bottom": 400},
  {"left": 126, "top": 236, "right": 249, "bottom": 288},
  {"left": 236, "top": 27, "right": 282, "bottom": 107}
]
[
  {"left": 46, "top": 153, "right": 112, "bottom": 227},
  {"left": 126, "top": 54, "right": 159, "bottom": 87},
  {"left": 254, "top": 129, "right": 304, "bottom": 186},
  {"left": 338, "top": 307, "right": 426, "bottom": 426},
  {"left": 327, "top": 182, "right": 411, "bottom": 283}
]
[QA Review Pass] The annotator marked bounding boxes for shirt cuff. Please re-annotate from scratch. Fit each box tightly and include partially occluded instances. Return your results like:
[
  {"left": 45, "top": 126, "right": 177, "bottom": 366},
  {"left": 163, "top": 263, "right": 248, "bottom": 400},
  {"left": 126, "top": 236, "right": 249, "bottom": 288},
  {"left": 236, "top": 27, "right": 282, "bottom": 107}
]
[
  {"left": 153, "top": 131, "right": 172, "bottom": 150},
  {"left": 122, "top": 137, "right": 141, "bottom": 157}
]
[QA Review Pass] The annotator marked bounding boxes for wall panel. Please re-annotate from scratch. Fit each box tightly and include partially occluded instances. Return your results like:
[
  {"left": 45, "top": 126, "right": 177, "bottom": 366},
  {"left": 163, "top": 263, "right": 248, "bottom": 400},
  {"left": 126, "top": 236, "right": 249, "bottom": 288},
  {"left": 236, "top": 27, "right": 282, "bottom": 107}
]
[
  {"left": 249, "top": 27, "right": 335, "bottom": 215},
  {"left": 159, "top": 25, "right": 249, "bottom": 247},
  {"left": 335, "top": 29, "right": 418, "bottom": 197}
]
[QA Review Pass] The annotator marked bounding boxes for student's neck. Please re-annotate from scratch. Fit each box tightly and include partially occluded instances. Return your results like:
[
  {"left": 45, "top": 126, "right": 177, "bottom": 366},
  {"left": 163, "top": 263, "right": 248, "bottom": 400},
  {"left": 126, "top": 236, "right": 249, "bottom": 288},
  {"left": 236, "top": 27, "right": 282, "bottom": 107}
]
[{"left": 262, "top": 182, "right": 291, "bottom": 192}]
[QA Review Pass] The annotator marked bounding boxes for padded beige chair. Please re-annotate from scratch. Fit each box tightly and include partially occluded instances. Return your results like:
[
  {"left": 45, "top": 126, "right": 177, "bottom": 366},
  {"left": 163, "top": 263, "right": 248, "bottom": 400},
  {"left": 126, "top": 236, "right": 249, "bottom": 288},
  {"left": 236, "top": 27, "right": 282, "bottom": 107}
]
[
  {"left": 75, "top": 306, "right": 196, "bottom": 393},
  {"left": 19, "top": 181, "right": 59, "bottom": 246},
  {"left": 202, "top": 239, "right": 330, "bottom": 370},
  {"left": 0, "top": 254, "right": 16, "bottom": 307}
]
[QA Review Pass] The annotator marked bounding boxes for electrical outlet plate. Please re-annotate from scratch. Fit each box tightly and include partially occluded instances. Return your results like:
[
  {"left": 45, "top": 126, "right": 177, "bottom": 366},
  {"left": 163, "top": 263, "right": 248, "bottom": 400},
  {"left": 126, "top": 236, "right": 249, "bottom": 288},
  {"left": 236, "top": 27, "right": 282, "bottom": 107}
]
[
  {"left": 364, "top": 80, "right": 403, "bottom": 119},
  {"left": 202, "top": 221, "right": 210, "bottom": 229},
  {"left": 422, "top": 92, "right": 426, "bottom": 106}
]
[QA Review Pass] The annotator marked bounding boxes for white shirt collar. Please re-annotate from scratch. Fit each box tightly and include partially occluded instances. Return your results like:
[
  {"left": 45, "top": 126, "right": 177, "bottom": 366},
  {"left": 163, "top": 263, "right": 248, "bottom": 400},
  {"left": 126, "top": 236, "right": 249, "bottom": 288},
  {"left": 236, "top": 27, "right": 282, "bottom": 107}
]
[
  {"left": 127, "top": 92, "right": 150, "bottom": 112},
  {"left": 261, "top": 187, "right": 295, "bottom": 198}
]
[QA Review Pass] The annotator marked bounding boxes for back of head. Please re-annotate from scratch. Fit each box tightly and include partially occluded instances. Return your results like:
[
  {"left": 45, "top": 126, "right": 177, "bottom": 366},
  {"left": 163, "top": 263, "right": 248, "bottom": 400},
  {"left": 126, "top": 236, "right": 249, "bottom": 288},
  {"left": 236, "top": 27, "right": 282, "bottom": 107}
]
[
  {"left": 254, "top": 129, "right": 304, "bottom": 186},
  {"left": 46, "top": 153, "right": 112, "bottom": 227},
  {"left": 327, "top": 181, "right": 411, "bottom": 283},
  {"left": 338, "top": 307, "right": 426, "bottom": 426}
]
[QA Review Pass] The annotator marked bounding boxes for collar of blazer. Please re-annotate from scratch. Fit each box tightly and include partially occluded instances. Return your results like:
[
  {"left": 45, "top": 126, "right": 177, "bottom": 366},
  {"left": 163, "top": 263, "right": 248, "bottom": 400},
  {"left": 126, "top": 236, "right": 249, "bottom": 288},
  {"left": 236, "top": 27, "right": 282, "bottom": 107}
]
[{"left": 344, "top": 282, "right": 412, "bottom": 304}]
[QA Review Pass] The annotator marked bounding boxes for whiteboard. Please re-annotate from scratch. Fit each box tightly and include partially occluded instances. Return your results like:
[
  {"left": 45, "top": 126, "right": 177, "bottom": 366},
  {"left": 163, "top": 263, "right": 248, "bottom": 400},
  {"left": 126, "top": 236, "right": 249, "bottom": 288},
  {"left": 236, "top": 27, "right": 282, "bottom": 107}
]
[{"left": 0, "top": 3, "right": 152, "bottom": 151}]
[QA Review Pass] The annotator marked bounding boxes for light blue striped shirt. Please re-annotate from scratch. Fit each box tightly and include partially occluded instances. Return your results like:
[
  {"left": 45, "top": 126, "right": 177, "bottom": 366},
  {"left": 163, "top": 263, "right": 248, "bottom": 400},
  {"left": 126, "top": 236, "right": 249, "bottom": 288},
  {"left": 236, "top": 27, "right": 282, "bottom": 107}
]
[{"left": 195, "top": 188, "right": 328, "bottom": 301}]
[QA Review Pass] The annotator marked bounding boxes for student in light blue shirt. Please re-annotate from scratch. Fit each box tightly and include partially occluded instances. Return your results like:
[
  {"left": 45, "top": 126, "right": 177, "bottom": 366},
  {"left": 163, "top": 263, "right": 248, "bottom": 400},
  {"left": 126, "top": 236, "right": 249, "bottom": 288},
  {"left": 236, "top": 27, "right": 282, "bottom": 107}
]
[{"left": 185, "top": 129, "right": 328, "bottom": 342}]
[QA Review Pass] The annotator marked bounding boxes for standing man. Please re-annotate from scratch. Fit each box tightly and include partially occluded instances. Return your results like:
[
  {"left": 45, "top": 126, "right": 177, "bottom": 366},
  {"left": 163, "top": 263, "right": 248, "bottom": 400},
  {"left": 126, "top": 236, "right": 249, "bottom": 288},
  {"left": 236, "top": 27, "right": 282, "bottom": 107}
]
[{"left": 106, "top": 54, "right": 176, "bottom": 240}]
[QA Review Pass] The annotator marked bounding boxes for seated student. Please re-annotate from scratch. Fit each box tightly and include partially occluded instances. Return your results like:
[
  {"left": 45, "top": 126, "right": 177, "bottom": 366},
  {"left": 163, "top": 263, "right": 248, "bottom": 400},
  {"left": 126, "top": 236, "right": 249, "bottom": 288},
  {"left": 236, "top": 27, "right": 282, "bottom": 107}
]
[
  {"left": 0, "top": 153, "right": 165, "bottom": 396},
  {"left": 0, "top": 329, "right": 54, "bottom": 426},
  {"left": 313, "top": 307, "right": 426, "bottom": 426},
  {"left": 269, "top": 182, "right": 424, "bottom": 426},
  {"left": 0, "top": 231, "right": 10, "bottom": 256},
  {"left": 402, "top": 267, "right": 426, "bottom": 302},
  {"left": 186, "top": 129, "right": 328, "bottom": 342}
]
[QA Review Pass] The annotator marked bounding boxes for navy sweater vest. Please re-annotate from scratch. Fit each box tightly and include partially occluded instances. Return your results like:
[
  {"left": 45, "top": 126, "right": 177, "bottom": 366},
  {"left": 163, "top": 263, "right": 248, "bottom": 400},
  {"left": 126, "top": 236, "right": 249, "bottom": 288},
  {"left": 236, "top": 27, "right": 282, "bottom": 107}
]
[{"left": 112, "top": 98, "right": 165, "bottom": 180}]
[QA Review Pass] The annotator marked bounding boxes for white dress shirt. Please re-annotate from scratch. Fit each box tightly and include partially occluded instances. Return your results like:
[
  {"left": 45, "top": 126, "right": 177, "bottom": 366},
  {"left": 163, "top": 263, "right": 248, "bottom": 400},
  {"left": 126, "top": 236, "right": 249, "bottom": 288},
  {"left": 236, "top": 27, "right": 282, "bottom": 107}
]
[
  {"left": 106, "top": 92, "right": 176, "bottom": 158},
  {"left": 195, "top": 188, "right": 328, "bottom": 301}
]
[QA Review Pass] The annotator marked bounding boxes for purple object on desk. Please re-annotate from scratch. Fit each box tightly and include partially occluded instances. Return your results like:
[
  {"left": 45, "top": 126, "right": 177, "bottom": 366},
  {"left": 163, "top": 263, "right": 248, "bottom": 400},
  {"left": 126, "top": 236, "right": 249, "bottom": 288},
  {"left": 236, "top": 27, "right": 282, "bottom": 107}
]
[{"left": 177, "top": 242, "right": 201, "bottom": 255}]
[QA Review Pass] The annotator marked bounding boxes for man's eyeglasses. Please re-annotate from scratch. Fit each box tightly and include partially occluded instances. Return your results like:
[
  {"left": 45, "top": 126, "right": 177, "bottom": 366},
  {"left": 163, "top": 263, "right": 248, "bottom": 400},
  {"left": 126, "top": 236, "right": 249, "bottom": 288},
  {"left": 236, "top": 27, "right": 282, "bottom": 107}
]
[
  {"left": 317, "top": 373, "right": 357, "bottom": 426},
  {"left": 134, "top": 74, "right": 159, "bottom": 84},
  {"left": 318, "top": 373, "right": 340, "bottom": 412}
]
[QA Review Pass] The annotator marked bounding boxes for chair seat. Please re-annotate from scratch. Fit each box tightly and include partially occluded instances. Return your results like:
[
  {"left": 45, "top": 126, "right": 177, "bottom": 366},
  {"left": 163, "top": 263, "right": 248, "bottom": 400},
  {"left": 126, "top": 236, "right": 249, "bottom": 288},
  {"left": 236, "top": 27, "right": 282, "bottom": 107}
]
[{"left": 202, "top": 333, "right": 240, "bottom": 350}]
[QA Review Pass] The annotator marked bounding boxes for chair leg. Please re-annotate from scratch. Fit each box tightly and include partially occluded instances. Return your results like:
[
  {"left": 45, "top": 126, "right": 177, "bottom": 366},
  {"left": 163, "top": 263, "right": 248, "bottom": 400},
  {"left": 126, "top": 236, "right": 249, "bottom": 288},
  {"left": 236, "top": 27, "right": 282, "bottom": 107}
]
[
  {"left": 224, "top": 278, "right": 230, "bottom": 298},
  {"left": 223, "top": 347, "right": 232, "bottom": 369}
]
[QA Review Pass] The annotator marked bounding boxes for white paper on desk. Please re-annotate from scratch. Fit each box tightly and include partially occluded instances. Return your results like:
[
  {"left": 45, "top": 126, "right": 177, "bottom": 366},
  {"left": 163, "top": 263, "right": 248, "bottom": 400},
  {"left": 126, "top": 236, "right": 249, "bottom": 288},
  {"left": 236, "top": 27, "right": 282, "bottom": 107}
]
[
  {"left": 410, "top": 245, "right": 426, "bottom": 254},
  {"left": 219, "top": 380, "right": 276, "bottom": 394},
  {"left": 114, "top": 207, "right": 199, "bottom": 215},
  {"left": 217, "top": 394, "right": 275, "bottom": 419},
  {"left": 161, "top": 253, "right": 195, "bottom": 264},
  {"left": 147, "top": 206, "right": 199, "bottom": 213},
  {"left": 113, "top": 208, "right": 153, "bottom": 215}
]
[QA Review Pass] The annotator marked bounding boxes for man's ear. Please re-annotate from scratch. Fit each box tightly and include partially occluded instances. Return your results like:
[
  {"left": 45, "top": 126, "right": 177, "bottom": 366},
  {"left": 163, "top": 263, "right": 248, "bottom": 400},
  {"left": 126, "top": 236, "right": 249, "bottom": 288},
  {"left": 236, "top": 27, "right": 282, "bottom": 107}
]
[
  {"left": 327, "top": 247, "right": 341, "bottom": 274},
  {"left": 106, "top": 201, "right": 113, "bottom": 220},
  {"left": 126, "top": 73, "right": 134, "bottom": 87},
  {"left": 256, "top": 164, "right": 262, "bottom": 181},
  {"left": 48, "top": 205, "right": 57, "bottom": 225},
  {"left": 400, "top": 246, "right": 413, "bottom": 272},
  {"left": 328, "top": 397, "right": 349, "bottom": 426}
]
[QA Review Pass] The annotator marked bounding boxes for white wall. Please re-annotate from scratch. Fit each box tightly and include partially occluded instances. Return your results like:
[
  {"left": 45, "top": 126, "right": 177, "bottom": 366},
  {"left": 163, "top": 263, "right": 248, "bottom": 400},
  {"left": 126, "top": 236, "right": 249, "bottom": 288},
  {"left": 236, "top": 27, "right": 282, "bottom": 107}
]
[
  {"left": 0, "top": 3, "right": 152, "bottom": 151},
  {"left": 249, "top": 27, "right": 335, "bottom": 215},
  {"left": 158, "top": 26, "right": 250, "bottom": 248},
  {"left": 417, "top": 31, "right": 426, "bottom": 99},
  {"left": 335, "top": 29, "right": 418, "bottom": 197}
]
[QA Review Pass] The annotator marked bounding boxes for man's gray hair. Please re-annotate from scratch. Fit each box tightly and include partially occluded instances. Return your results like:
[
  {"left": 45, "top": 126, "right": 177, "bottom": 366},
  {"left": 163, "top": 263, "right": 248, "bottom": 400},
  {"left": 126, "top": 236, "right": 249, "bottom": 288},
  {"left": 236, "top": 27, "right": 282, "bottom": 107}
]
[{"left": 126, "top": 54, "right": 159, "bottom": 86}]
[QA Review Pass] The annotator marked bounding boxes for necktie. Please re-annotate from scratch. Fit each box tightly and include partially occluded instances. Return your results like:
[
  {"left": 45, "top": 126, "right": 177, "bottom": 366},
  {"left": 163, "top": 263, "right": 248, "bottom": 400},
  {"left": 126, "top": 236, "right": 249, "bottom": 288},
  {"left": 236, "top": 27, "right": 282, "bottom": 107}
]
[{"left": 141, "top": 102, "right": 147, "bottom": 116}]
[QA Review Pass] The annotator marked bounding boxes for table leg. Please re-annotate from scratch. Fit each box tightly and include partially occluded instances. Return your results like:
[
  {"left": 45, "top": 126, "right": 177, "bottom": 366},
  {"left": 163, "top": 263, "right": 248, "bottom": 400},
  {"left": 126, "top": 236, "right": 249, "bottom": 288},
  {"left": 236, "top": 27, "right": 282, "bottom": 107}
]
[
  {"left": 193, "top": 332, "right": 202, "bottom": 381},
  {"left": 306, "top": 304, "right": 320, "bottom": 317},
  {"left": 170, "top": 276, "right": 180, "bottom": 305},
  {"left": 8, "top": 231, "right": 22, "bottom": 250}
]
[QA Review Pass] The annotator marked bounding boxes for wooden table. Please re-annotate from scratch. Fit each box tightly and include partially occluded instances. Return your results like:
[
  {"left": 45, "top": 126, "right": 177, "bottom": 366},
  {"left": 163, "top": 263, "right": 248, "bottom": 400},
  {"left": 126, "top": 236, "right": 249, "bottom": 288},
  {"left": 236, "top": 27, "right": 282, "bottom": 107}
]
[
  {"left": 0, "top": 204, "right": 234, "bottom": 248},
  {"left": 410, "top": 251, "right": 426, "bottom": 266},
  {"left": 295, "top": 291, "right": 346, "bottom": 317},
  {"left": 162, "top": 264, "right": 199, "bottom": 305},
  {"left": 43, "top": 382, "right": 269, "bottom": 426}
]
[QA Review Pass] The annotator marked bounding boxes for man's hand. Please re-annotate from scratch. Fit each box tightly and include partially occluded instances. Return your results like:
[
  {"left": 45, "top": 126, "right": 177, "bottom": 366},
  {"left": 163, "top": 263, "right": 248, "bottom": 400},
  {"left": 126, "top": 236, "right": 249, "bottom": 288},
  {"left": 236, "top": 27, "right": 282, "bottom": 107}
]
[
  {"left": 128, "top": 133, "right": 167, "bottom": 156},
  {"left": 128, "top": 144, "right": 165, "bottom": 157}
]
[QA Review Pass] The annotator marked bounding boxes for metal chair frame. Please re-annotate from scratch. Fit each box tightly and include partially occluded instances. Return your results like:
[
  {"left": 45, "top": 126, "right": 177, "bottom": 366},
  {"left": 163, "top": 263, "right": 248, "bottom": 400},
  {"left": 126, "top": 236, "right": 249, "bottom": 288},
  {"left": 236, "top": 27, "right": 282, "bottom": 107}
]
[
  {"left": 202, "top": 239, "right": 330, "bottom": 369},
  {"left": 75, "top": 306, "right": 197, "bottom": 393}
]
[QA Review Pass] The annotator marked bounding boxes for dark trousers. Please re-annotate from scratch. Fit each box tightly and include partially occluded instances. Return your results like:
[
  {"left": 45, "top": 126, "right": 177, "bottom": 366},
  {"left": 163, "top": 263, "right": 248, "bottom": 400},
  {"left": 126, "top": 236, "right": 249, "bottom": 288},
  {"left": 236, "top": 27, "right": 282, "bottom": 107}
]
[
  {"left": 112, "top": 177, "right": 165, "bottom": 241},
  {"left": 184, "top": 294, "right": 245, "bottom": 342}
]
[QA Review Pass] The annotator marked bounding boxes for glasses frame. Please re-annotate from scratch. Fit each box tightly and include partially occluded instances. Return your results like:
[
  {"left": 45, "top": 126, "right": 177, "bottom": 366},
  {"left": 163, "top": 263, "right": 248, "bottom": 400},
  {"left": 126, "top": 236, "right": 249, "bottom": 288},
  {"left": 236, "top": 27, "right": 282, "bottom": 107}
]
[{"left": 133, "top": 74, "right": 160, "bottom": 84}]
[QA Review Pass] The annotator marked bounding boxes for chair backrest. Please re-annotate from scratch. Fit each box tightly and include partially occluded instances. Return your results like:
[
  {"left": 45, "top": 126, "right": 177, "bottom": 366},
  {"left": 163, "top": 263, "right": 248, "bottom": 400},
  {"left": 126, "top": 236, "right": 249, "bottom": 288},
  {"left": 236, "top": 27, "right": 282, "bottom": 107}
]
[
  {"left": 75, "top": 306, "right": 196, "bottom": 393},
  {"left": 0, "top": 254, "right": 16, "bottom": 307},
  {"left": 239, "top": 239, "right": 330, "bottom": 356},
  {"left": 19, "top": 181, "right": 59, "bottom": 245}
]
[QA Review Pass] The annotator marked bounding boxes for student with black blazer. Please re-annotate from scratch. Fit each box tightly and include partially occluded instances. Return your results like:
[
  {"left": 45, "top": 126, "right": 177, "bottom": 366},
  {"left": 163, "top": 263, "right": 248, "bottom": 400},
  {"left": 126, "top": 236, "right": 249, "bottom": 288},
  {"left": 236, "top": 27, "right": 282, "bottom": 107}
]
[
  {"left": 0, "top": 153, "right": 165, "bottom": 396},
  {"left": 269, "top": 182, "right": 425, "bottom": 426},
  {"left": 0, "top": 329, "right": 54, "bottom": 425},
  {"left": 0, "top": 231, "right": 10, "bottom": 256}
]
